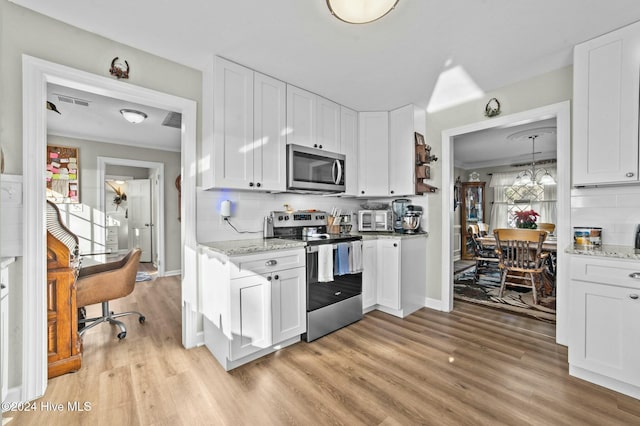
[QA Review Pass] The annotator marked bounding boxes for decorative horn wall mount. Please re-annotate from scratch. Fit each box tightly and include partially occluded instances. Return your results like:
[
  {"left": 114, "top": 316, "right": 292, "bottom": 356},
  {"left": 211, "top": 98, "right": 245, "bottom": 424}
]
[{"left": 109, "top": 57, "right": 130, "bottom": 79}]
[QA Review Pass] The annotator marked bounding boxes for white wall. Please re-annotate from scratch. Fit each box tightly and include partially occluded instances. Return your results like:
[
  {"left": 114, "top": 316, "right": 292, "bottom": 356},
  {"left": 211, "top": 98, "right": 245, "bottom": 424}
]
[
  {"left": 425, "top": 66, "right": 573, "bottom": 301},
  {"left": 0, "top": 1, "right": 201, "bottom": 393}
]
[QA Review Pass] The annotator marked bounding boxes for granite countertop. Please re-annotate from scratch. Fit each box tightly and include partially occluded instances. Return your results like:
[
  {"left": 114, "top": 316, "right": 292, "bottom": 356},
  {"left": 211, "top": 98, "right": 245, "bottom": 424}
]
[
  {"left": 200, "top": 238, "right": 306, "bottom": 256},
  {"left": 356, "top": 231, "right": 429, "bottom": 240},
  {"left": 566, "top": 244, "right": 640, "bottom": 261}
]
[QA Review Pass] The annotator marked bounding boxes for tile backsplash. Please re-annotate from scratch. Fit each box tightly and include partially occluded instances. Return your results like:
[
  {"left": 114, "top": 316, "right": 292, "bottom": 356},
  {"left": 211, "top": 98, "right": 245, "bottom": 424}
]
[{"left": 571, "top": 185, "right": 640, "bottom": 246}]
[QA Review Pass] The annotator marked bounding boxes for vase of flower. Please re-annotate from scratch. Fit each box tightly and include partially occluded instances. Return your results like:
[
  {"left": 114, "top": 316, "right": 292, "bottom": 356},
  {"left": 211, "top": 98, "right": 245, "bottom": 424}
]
[{"left": 514, "top": 209, "right": 539, "bottom": 229}]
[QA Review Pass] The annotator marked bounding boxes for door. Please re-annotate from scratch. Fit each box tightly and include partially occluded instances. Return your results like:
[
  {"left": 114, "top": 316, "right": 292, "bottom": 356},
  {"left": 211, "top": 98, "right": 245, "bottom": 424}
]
[
  {"left": 358, "top": 111, "right": 389, "bottom": 196},
  {"left": 128, "top": 179, "right": 152, "bottom": 262},
  {"left": 230, "top": 274, "right": 272, "bottom": 360},
  {"left": 362, "top": 239, "right": 378, "bottom": 310},
  {"left": 376, "top": 239, "right": 401, "bottom": 310},
  {"left": 271, "top": 267, "right": 306, "bottom": 344},
  {"left": 286, "top": 85, "right": 316, "bottom": 148}
]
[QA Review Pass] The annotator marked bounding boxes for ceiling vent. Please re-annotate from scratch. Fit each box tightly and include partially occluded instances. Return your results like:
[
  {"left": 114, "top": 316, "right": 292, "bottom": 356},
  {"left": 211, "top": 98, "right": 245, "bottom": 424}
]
[
  {"left": 162, "top": 112, "right": 182, "bottom": 129},
  {"left": 55, "top": 94, "right": 90, "bottom": 107}
]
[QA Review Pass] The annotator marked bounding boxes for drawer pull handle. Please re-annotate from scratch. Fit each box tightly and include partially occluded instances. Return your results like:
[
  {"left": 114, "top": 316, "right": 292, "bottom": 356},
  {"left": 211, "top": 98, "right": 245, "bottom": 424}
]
[
  {"left": 265, "top": 260, "right": 277, "bottom": 267},
  {"left": 626, "top": 172, "right": 635, "bottom": 178},
  {"left": 629, "top": 272, "right": 640, "bottom": 279},
  {"left": 630, "top": 294, "right": 639, "bottom": 300}
]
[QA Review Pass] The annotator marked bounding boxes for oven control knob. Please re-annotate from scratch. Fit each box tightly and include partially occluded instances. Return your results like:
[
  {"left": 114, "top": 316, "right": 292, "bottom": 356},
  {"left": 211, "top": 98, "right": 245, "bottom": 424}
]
[
  {"left": 285, "top": 215, "right": 289, "bottom": 220},
  {"left": 278, "top": 216, "right": 284, "bottom": 221}
]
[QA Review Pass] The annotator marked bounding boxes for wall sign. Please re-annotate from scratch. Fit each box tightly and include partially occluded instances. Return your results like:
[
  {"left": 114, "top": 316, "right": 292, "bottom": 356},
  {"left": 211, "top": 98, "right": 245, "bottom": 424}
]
[{"left": 46, "top": 145, "right": 80, "bottom": 203}]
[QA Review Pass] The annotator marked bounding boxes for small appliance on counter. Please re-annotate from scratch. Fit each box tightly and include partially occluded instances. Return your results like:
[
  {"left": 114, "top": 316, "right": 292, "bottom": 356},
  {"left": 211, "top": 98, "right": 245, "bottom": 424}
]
[
  {"left": 357, "top": 209, "right": 393, "bottom": 232},
  {"left": 391, "top": 198, "right": 411, "bottom": 233},
  {"left": 400, "top": 205, "right": 423, "bottom": 234}
]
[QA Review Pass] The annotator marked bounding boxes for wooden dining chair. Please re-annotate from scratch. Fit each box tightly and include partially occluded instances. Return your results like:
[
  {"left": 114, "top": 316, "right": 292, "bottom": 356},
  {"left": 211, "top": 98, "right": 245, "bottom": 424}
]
[
  {"left": 493, "top": 228, "right": 548, "bottom": 305},
  {"left": 468, "top": 225, "right": 500, "bottom": 283},
  {"left": 538, "top": 223, "right": 555, "bottom": 235}
]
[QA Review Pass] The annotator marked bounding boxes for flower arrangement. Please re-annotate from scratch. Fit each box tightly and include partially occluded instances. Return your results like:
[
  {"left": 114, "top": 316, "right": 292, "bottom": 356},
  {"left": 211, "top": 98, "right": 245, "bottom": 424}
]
[{"left": 514, "top": 209, "right": 539, "bottom": 229}]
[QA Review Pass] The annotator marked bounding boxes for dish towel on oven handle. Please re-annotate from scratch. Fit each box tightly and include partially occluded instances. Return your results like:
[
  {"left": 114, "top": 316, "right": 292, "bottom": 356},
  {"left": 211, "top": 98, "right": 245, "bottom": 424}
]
[
  {"left": 318, "top": 244, "right": 334, "bottom": 282},
  {"left": 349, "top": 240, "right": 363, "bottom": 273},
  {"left": 335, "top": 242, "right": 351, "bottom": 276}
]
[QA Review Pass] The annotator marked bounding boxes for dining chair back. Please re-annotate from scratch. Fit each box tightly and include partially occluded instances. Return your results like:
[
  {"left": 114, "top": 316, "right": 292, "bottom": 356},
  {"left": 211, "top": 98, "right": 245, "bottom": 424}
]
[
  {"left": 493, "top": 228, "right": 548, "bottom": 305},
  {"left": 538, "top": 223, "right": 555, "bottom": 234}
]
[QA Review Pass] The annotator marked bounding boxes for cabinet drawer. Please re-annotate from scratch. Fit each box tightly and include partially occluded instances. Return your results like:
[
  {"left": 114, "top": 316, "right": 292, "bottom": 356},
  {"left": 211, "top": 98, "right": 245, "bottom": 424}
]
[
  {"left": 570, "top": 255, "right": 640, "bottom": 289},
  {"left": 230, "top": 248, "right": 305, "bottom": 278}
]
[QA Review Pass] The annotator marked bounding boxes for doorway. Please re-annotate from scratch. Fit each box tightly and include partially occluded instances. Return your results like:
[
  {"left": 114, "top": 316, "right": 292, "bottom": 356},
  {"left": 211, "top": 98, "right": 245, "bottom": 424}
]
[
  {"left": 99, "top": 158, "right": 165, "bottom": 274},
  {"left": 22, "top": 55, "right": 197, "bottom": 402},
  {"left": 440, "top": 101, "right": 571, "bottom": 346}
]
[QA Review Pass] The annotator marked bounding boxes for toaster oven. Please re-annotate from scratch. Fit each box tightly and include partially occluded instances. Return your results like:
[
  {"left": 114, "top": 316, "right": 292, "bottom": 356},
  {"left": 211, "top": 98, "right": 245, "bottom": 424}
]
[{"left": 358, "top": 210, "right": 393, "bottom": 232}]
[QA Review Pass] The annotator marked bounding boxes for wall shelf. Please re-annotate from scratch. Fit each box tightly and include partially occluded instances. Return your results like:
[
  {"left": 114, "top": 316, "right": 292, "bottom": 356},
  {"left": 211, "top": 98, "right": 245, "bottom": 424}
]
[{"left": 415, "top": 137, "right": 438, "bottom": 195}]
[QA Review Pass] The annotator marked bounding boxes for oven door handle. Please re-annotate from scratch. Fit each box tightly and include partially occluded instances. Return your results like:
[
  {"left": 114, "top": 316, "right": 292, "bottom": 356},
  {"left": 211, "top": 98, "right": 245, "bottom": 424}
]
[{"left": 307, "top": 245, "right": 337, "bottom": 253}]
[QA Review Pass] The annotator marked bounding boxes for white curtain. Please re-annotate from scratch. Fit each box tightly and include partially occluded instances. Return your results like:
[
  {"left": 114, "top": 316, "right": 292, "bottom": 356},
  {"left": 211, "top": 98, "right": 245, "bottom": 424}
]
[{"left": 488, "top": 168, "right": 557, "bottom": 231}]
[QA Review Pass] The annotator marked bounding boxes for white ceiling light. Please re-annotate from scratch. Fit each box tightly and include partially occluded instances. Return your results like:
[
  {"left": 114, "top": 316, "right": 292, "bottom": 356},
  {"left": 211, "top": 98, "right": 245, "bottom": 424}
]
[
  {"left": 119, "top": 109, "right": 148, "bottom": 124},
  {"left": 513, "top": 135, "right": 557, "bottom": 186},
  {"left": 327, "top": 0, "right": 399, "bottom": 24}
]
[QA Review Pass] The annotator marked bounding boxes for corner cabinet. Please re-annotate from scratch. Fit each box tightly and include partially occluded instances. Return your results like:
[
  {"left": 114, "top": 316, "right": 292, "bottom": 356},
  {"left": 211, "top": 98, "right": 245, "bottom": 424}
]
[
  {"left": 211, "top": 56, "right": 286, "bottom": 191},
  {"left": 459, "top": 182, "right": 485, "bottom": 260},
  {"left": 358, "top": 105, "right": 425, "bottom": 197},
  {"left": 573, "top": 20, "right": 640, "bottom": 186},
  {"left": 340, "top": 106, "right": 359, "bottom": 196},
  {"left": 200, "top": 247, "right": 306, "bottom": 371},
  {"left": 286, "top": 85, "right": 340, "bottom": 153},
  {"left": 569, "top": 255, "right": 640, "bottom": 399}
]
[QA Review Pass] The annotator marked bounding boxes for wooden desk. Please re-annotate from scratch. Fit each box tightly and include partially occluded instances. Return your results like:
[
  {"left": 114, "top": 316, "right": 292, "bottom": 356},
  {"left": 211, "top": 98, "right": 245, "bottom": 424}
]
[{"left": 477, "top": 236, "right": 558, "bottom": 252}]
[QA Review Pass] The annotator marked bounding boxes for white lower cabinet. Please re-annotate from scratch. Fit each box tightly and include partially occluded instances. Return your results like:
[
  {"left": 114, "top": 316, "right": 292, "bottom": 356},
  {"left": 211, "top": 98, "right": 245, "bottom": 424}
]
[
  {"left": 362, "top": 239, "right": 378, "bottom": 311},
  {"left": 569, "top": 255, "right": 640, "bottom": 398},
  {"left": 362, "top": 236, "right": 427, "bottom": 318},
  {"left": 201, "top": 247, "right": 306, "bottom": 370}
]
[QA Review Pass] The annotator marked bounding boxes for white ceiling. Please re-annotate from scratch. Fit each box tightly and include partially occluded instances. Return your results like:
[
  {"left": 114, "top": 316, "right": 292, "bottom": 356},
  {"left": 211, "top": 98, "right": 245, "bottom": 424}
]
[
  {"left": 12, "top": 0, "right": 640, "bottom": 113},
  {"left": 453, "top": 118, "right": 557, "bottom": 170},
  {"left": 46, "top": 83, "right": 181, "bottom": 151}
]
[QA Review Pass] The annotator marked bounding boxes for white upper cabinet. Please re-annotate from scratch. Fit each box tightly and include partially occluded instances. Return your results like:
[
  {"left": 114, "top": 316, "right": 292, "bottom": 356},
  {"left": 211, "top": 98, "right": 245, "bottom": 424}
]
[
  {"left": 211, "top": 56, "right": 286, "bottom": 191},
  {"left": 358, "top": 111, "right": 389, "bottom": 197},
  {"left": 253, "top": 72, "right": 287, "bottom": 191},
  {"left": 358, "top": 105, "right": 423, "bottom": 197},
  {"left": 389, "top": 105, "right": 419, "bottom": 197},
  {"left": 573, "top": 21, "right": 640, "bottom": 186},
  {"left": 340, "top": 106, "right": 359, "bottom": 196},
  {"left": 286, "top": 85, "right": 340, "bottom": 152}
]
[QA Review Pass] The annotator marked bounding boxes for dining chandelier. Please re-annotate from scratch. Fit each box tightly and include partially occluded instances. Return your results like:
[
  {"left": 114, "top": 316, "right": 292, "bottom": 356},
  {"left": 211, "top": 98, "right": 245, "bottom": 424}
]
[
  {"left": 326, "top": 0, "right": 399, "bottom": 24},
  {"left": 513, "top": 134, "right": 556, "bottom": 186}
]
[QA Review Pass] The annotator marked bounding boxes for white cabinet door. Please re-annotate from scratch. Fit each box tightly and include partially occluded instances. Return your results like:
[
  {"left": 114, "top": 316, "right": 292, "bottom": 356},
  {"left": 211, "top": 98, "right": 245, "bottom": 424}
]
[
  {"left": 286, "top": 85, "right": 316, "bottom": 148},
  {"left": 340, "top": 106, "right": 359, "bottom": 196},
  {"left": 362, "top": 239, "right": 378, "bottom": 310},
  {"left": 376, "top": 238, "right": 401, "bottom": 310},
  {"left": 573, "top": 21, "right": 640, "bottom": 185},
  {"left": 229, "top": 274, "right": 272, "bottom": 361},
  {"left": 316, "top": 96, "right": 340, "bottom": 152},
  {"left": 569, "top": 280, "right": 640, "bottom": 386},
  {"left": 271, "top": 267, "right": 306, "bottom": 343},
  {"left": 254, "top": 72, "right": 287, "bottom": 191},
  {"left": 1, "top": 262, "right": 9, "bottom": 402},
  {"left": 213, "top": 56, "right": 255, "bottom": 189},
  {"left": 358, "top": 112, "right": 389, "bottom": 197},
  {"left": 388, "top": 105, "right": 416, "bottom": 196}
]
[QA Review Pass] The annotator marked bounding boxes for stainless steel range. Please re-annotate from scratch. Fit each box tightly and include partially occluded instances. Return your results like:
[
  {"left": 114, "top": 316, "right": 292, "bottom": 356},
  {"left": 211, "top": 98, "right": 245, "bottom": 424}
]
[{"left": 270, "top": 211, "right": 363, "bottom": 342}]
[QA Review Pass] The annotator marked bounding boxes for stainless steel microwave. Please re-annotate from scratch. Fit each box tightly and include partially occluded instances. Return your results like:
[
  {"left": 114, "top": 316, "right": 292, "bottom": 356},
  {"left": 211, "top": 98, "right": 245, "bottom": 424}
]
[{"left": 287, "top": 144, "right": 345, "bottom": 193}]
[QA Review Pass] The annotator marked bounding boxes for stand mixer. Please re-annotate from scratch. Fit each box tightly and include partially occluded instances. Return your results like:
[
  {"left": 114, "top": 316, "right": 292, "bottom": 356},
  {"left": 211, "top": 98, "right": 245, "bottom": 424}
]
[{"left": 392, "top": 199, "right": 423, "bottom": 234}]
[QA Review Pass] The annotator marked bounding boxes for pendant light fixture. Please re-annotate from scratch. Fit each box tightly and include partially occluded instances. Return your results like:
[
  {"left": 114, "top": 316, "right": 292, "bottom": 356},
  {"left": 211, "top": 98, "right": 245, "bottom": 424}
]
[
  {"left": 119, "top": 109, "right": 148, "bottom": 124},
  {"left": 513, "top": 134, "right": 556, "bottom": 186},
  {"left": 327, "top": 0, "right": 399, "bottom": 24}
]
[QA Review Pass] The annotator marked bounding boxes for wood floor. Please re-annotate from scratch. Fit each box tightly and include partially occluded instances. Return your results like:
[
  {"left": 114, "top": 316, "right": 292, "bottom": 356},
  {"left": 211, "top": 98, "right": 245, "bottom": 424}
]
[{"left": 6, "top": 273, "right": 640, "bottom": 426}]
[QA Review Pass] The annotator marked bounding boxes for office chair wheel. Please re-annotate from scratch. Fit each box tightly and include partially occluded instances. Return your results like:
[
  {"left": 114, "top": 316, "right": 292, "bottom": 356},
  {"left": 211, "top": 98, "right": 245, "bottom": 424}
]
[
  {"left": 139, "top": 316, "right": 146, "bottom": 324},
  {"left": 117, "top": 331, "right": 127, "bottom": 340}
]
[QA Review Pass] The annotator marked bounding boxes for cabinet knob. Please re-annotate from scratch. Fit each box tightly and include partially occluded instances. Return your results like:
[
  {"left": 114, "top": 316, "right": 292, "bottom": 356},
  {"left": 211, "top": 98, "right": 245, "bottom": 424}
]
[
  {"left": 267, "top": 276, "right": 272, "bottom": 281},
  {"left": 256, "top": 182, "right": 261, "bottom": 188},
  {"left": 393, "top": 243, "right": 398, "bottom": 247},
  {"left": 319, "top": 145, "right": 323, "bottom": 149},
  {"left": 361, "top": 191, "right": 365, "bottom": 194},
  {"left": 249, "top": 182, "right": 254, "bottom": 187},
  {"left": 0, "top": 283, "right": 5, "bottom": 290},
  {"left": 274, "top": 275, "right": 279, "bottom": 280},
  {"left": 630, "top": 294, "right": 639, "bottom": 300},
  {"left": 390, "top": 190, "right": 394, "bottom": 194},
  {"left": 626, "top": 172, "right": 635, "bottom": 178},
  {"left": 628, "top": 272, "right": 640, "bottom": 279},
  {"left": 265, "top": 260, "right": 278, "bottom": 266},
  {"left": 314, "top": 144, "right": 318, "bottom": 148}
]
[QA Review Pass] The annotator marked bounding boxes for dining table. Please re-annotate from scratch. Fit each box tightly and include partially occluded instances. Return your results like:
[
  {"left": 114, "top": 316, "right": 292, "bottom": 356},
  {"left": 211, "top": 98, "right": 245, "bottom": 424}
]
[{"left": 476, "top": 235, "right": 558, "bottom": 252}]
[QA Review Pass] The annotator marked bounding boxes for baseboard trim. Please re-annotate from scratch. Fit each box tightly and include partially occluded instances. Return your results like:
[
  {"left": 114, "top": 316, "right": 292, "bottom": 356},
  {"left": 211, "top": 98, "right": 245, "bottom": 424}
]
[
  {"left": 163, "top": 269, "right": 181, "bottom": 277},
  {"left": 424, "top": 297, "right": 444, "bottom": 311},
  {"left": 2, "top": 385, "right": 23, "bottom": 407}
]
